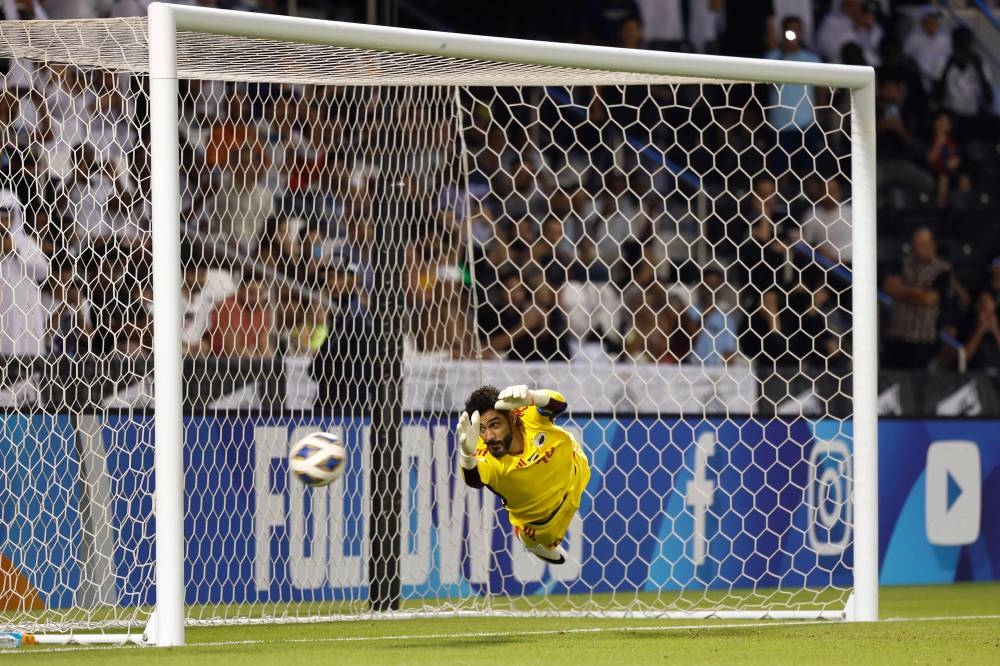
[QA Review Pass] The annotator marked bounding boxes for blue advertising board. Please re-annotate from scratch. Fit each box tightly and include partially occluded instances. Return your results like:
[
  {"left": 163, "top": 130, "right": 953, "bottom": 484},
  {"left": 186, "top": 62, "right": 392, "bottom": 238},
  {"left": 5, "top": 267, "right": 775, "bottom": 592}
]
[{"left": 1, "top": 415, "right": 997, "bottom": 608}]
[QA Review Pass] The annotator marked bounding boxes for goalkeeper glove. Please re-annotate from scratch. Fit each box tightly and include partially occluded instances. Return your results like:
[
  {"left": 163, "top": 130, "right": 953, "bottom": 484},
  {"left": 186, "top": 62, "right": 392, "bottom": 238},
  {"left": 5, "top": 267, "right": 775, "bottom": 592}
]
[
  {"left": 456, "top": 410, "right": 480, "bottom": 470},
  {"left": 494, "top": 385, "right": 550, "bottom": 411}
]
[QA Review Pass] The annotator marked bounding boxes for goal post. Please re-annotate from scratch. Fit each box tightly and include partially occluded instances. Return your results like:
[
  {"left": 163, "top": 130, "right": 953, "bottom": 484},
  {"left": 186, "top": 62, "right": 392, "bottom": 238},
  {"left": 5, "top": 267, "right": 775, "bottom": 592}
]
[{"left": 0, "top": 2, "right": 878, "bottom": 648}]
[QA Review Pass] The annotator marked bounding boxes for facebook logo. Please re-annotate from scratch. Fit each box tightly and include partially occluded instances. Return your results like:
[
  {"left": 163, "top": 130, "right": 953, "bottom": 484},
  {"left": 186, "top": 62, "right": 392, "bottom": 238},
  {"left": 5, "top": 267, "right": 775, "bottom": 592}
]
[{"left": 925, "top": 441, "right": 981, "bottom": 546}]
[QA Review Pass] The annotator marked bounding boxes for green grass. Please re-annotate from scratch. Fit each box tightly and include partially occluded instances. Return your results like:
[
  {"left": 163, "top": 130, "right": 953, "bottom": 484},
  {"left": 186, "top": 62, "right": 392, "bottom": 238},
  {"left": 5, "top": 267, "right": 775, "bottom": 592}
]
[{"left": 5, "top": 583, "right": 1000, "bottom": 665}]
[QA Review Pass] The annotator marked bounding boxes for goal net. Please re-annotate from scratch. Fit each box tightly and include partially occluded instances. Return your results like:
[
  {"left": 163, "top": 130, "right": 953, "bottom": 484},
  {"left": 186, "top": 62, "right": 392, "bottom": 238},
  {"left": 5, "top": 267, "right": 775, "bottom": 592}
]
[{"left": 0, "top": 7, "right": 877, "bottom": 644}]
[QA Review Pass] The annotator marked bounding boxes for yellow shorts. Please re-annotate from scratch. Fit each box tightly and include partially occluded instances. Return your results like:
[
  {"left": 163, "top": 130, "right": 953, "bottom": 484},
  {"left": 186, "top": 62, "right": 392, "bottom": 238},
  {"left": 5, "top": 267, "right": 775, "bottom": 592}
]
[{"left": 512, "top": 453, "right": 591, "bottom": 549}]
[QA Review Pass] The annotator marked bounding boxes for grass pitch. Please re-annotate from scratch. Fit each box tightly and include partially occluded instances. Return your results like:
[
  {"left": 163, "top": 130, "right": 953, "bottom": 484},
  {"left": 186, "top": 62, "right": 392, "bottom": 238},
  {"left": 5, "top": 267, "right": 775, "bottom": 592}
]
[{"left": 4, "top": 583, "right": 999, "bottom": 665}]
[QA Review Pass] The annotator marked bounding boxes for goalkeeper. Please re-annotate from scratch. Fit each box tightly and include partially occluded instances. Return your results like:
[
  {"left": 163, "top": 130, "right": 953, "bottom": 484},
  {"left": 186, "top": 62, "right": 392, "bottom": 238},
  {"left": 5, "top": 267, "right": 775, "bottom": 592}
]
[{"left": 456, "top": 384, "right": 591, "bottom": 564}]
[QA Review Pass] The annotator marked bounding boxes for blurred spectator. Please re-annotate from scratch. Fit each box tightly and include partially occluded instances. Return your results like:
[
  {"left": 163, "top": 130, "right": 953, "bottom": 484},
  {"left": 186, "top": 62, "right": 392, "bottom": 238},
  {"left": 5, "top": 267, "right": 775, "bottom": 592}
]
[
  {"left": 773, "top": 0, "right": 814, "bottom": 49},
  {"left": 799, "top": 175, "right": 852, "bottom": 265},
  {"left": 687, "top": 0, "right": 721, "bottom": 53},
  {"left": 0, "top": 91, "right": 46, "bottom": 206},
  {"left": 204, "top": 86, "right": 269, "bottom": 171},
  {"left": 583, "top": 0, "right": 642, "bottom": 45},
  {"left": 479, "top": 268, "right": 568, "bottom": 361},
  {"left": 311, "top": 260, "right": 376, "bottom": 413},
  {"left": 207, "top": 141, "right": 276, "bottom": 250},
  {"left": 712, "top": 0, "right": 777, "bottom": 58},
  {"left": 741, "top": 289, "right": 790, "bottom": 367},
  {"left": 982, "top": 255, "right": 1000, "bottom": 302},
  {"left": 634, "top": 0, "right": 685, "bottom": 49},
  {"left": 56, "top": 142, "right": 135, "bottom": 248},
  {"left": 786, "top": 285, "right": 842, "bottom": 374},
  {"left": 75, "top": 69, "right": 135, "bottom": 161},
  {"left": 616, "top": 16, "right": 647, "bottom": 49},
  {"left": 180, "top": 261, "right": 213, "bottom": 357},
  {"left": 624, "top": 272, "right": 695, "bottom": 364},
  {"left": 254, "top": 213, "right": 300, "bottom": 276},
  {"left": 903, "top": 6, "right": 951, "bottom": 92},
  {"left": 764, "top": 15, "right": 826, "bottom": 176},
  {"left": 960, "top": 290, "right": 1000, "bottom": 372},
  {"left": 926, "top": 111, "right": 968, "bottom": 209},
  {"left": 288, "top": 296, "right": 329, "bottom": 357},
  {"left": 43, "top": 262, "right": 91, "bottom": 356},
  {"left": 882, "top": 227, "right": 954, "bottom": 369},
  {"left": 875, "top": 76, "right": 935, "bottom": 193},
  {"left": 530, "top": 215, "right": 575, "bottom": 287},
  {"left": 816, "top": 0, "right": 882, "bottom": 65},
  {"left": 689, "top": 266, "right": 742, "bottom": 365},
  {"left": 737, "top": 214, "right": 797, "bottom": 306},
  {"left": 207, "top": 269, "right": 274, "bottom": 358},
  {"left": 934, "top": 26, "right": 995, "bottom": 139},
  {"left": 590, "top": 169, "right": 645, "bottom": 280},
  {"left": 0, "top": 190, "right": 48, "bottom": 355}
]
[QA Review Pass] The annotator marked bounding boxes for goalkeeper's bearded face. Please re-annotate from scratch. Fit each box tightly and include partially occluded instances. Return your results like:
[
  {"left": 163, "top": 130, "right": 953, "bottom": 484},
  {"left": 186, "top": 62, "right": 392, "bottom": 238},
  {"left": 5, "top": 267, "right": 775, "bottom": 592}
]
[{"left": 480, "top": 409, "right": 514, "bottom": 458}]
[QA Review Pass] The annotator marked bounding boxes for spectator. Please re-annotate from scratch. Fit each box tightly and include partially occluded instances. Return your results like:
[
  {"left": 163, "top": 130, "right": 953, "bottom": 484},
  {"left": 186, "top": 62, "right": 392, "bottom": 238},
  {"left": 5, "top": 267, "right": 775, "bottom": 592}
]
[
  {"left": 689, "top": 266, "right": 742, "bottom": 366},
  {"left": 43, "top": 262, "right": 91, "bottom": 357},
  {"left": 737, "top": 214, "right": 798, "bottom": 306},
  {"left": 741, "top": 289, "right": 790, "bottom": 367},
  {"left": 926, "top": 111, "right": 967, "bottom": 209},
  {"left": 311, "top": 260, "right": 376, "bottom": 413},
  {"left": 56, "top": 142, "right": 134, "bottom": 249},
  {"left": 935, "top": 26, "right": 995, "bottom": 139},
  {"left": 688, "top": 0, "right": 721, "bottom": 53},
  {"left": 816, "top": 0, "right": 882, "bottom": 65},
  {"left": 875, "top": 76, "right": 935, "bottom": 193},
  {"left": 622, "top": 280, "right": 694, "bottom": 364},
  {"left": 960, "top": 290, "right": 1000, "bottom": 372},
  {"left": 0, "top": 91, "right": 46, "bottom": 208},
  {"left": 764, "top": 15, "right": 826, "bottom": 176},
  {"left": 288, "top": 296, "right": 329, "bottom": 357},
  {"left": 799, "top": 175, "right": 852, "bottom": 265},
  {"left": 589, "top": 168, "right": 644, "bottom": 280},
  {"left": 207, "top": 141, "right": 276, "bottom": 251},
  {"left": 616, "top": 16, "right": 647, "bottom": 49},
  {"left": 712, "top": 0, "right": 777, "bottom": 58},
  {"left": 882, "top": 227, "right": 954, "bottom": 369},
  {"left": 479, "top": 268, "right": 568, "bottom": 361},
  {"left": 583, "top": 0, "right": 642, "bottom": 45},
  {"left": 773, "top": 0, "right": 814, "bottom": 49},
  {"left": 981, "top": 254, "right": 1000, "bottom": 303},
  {"left": 903, "top": 6, "right": 951, "bottom": 92},
  {"left": 786, "top": 285, "right": 842, "bottom": 375},
  {"left": 207, "top": 269, "right": 274, "bottom": 358},
  {"left": 0, "top": 190, "right": 48, "bottom": 356},
  {"left": 180, "top": 261, "right": 213, "bottom": 357},
  {"left": 634, "top": 0, "right": 685, "bottom": 49}
]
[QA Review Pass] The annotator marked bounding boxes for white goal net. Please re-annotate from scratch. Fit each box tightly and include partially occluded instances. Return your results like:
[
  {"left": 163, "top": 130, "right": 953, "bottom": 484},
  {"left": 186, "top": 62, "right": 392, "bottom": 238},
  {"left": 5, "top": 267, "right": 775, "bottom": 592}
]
[{"left": 0, "top": 8, "right": 877, "bottom": 642}]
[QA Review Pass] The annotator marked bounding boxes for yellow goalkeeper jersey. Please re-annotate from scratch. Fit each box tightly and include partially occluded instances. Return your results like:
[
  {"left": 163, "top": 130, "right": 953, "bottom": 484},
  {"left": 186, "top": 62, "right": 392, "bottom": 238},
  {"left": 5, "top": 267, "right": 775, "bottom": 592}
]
[{"left": 474, "top": 390, "right": 589, "bottom": 526}]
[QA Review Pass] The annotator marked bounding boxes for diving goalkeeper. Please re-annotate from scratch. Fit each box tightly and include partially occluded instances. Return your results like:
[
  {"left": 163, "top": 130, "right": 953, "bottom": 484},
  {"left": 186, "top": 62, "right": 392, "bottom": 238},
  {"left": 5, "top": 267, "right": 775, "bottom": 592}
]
[{"left": 456, "top": 384, "right": 591, "bottom": 564}]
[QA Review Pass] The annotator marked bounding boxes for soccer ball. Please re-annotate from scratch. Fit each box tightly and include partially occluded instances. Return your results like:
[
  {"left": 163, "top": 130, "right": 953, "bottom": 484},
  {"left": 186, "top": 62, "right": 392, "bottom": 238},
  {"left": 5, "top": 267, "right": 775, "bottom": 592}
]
[{"left": 289, "top": 432, "right": 347, "bottom": 487}]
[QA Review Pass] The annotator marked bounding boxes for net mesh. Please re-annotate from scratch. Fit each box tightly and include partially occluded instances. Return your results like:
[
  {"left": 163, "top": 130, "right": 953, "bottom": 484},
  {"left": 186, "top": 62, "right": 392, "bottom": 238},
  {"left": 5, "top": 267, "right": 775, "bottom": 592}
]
[{"left": 0, "top": 16, "right": 856, "bottom": 634}]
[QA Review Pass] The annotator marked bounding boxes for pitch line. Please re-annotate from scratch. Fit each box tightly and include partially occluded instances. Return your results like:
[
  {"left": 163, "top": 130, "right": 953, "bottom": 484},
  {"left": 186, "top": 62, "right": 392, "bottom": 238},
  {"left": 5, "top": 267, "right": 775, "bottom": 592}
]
[{"left": 3, "top": 614, "right": 999, "bottom": 656}]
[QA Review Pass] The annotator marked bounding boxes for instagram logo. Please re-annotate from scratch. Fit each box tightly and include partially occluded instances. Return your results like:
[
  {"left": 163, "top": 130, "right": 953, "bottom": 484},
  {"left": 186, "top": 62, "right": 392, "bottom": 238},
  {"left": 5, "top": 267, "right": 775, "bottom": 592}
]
[{"left": 807, "top": 439, "right": 853, "bottom": 556}]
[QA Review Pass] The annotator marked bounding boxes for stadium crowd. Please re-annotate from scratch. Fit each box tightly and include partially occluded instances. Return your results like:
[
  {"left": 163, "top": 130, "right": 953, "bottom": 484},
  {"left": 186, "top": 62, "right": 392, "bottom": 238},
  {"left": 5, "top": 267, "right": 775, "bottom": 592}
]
[{"left": 1, "top": 0, "right": 999, "bottom": 412}]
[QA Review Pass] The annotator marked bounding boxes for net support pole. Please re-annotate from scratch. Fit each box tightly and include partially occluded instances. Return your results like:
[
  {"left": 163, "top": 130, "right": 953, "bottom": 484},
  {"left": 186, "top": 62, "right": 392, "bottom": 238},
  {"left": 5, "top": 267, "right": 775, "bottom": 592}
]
[
  {"left": 368, "top": 89, "right": 406, "bottom": 612},
  {"left": 849, "top": 75, "right": 879, "bottom": 623},
  {"left": 148, "top": 2, "right": 186, "bottom": 646}
]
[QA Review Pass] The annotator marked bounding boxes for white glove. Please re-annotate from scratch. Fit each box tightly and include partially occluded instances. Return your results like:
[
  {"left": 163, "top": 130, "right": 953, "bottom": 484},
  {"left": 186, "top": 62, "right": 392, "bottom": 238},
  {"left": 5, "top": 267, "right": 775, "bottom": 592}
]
[
  {"left": 495, "top": 385, "right": 550, "bottom": 411},
  {"left": 456, "top": 410, "right": 480, "bottom": 470}
]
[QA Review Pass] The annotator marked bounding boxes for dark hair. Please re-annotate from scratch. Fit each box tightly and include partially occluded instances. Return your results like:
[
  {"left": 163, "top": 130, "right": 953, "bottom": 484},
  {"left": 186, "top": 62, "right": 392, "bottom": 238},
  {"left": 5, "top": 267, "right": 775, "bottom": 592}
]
[
  {"left": 781, "top": 15, "right": 802, "bottom": 32},
  {"left": 465, "top": 385, "right": 500, "bottom": 416}
]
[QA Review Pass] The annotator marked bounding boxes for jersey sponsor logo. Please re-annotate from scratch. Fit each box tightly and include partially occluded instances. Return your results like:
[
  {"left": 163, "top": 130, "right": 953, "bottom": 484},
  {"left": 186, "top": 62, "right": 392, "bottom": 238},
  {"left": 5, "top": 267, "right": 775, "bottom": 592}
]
[{"left": 533, "top": 434, "right": 546, "bottom": 447}]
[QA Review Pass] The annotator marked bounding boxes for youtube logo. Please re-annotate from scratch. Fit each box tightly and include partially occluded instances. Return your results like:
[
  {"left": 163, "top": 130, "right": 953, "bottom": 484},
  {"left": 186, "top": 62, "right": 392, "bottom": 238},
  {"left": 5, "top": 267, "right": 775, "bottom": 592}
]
[{"left": 925, "top": 441, "right": 982, "bottom": 546}]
